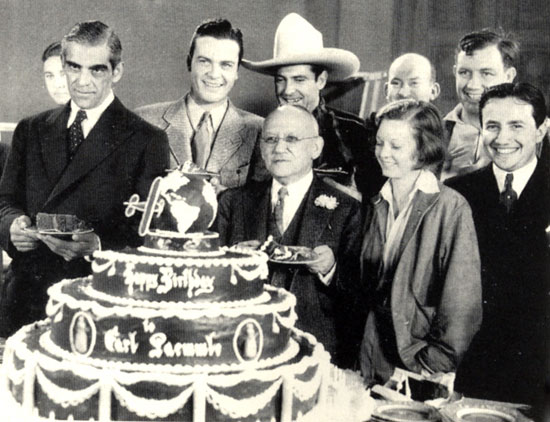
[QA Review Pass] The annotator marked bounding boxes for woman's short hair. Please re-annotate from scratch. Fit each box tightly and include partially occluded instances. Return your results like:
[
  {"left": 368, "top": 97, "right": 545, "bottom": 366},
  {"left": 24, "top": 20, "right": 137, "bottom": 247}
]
[{"left": 375, "top": 99, "right": 445, "bottom": 170}]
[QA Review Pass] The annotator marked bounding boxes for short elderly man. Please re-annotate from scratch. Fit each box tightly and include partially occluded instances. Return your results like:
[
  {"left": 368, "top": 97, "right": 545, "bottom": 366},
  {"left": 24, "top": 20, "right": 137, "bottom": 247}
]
[
  {"left": 216, "top": 105, "right": 362, "bottom": 368},
  {"left": 385, "top": 53, "right": 440, "bottom": 103},
  {"left": 137, "top": 18, "right": 263, "bottom": 194},
  {"left": 243, "top": 13, "right": 383, "bottom": 200},
  {"left": 447, "top": 83, "right": 549, "bottom": 414},
  {"left": 0, "top": 21, "right": 170, "bottom": 337},
  {"left": 442, "top": 30, "right": 518, "bottom": 180}
]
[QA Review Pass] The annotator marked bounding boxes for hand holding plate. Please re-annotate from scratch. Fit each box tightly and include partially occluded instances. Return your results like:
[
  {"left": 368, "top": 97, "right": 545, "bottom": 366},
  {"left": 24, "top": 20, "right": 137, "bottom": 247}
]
[
  {"left": 38, "top": 231, "right": 99, "bottom": 261},
  {"left": 10, "top": 215, "right": 39, "bottom": 252},
  {"left": 306, "top": 245, "right": 335, "bottom": 275}
]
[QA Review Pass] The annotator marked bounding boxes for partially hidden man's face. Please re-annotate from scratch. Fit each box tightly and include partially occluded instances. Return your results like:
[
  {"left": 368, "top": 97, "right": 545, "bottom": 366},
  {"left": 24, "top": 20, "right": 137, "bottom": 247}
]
[
  {"left": 482, "top": 97, "right": 544, "bottom": 172},
  {"left": 386, "top": 57, "right": 439, "bottom": 102},
  {"left": 43, "top": 56, "right": 71, "bottom": 105},
  {"left": 260, "top": 108, "right": 323, "bottom": 185},
  {"left": 64, "top": 41, "right": 123, "bottom": 110},
  {"left": 454, "top": 45, "right": 516, "bottom": 117},
  {"left": 189, "top": 36, "right": 240, "bottom": 107},
  {"left": 275, "top": 65, "right": 327, "bottom": 112}
]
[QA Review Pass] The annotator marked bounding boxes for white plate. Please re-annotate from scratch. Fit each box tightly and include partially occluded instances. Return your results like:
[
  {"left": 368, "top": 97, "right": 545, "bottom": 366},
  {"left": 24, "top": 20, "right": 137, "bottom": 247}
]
[{"left": 456, "top": 407, "right": 516, "bottom": 422}]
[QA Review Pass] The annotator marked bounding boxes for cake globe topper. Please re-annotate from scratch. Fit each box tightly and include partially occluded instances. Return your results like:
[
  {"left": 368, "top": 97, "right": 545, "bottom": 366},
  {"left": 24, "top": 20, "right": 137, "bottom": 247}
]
[{"left": 125, "top": 162, "right": 218, "bottom": 237}]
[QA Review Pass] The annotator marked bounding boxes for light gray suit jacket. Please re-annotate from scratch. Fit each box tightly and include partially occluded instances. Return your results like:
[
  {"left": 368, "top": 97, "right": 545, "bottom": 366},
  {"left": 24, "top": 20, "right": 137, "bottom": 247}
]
[{"left": 136, "top": 95, "right": 264, "bottom": 188}]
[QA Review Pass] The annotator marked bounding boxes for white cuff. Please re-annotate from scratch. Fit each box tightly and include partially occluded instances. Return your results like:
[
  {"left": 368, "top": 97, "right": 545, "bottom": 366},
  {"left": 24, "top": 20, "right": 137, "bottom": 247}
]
[{"left": 317, "top": 263, "right": 336, "bottom": 286}]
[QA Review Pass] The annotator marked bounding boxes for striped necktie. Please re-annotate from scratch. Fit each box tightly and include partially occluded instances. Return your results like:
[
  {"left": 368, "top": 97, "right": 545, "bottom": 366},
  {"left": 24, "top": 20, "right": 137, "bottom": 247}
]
[{"left": 192, "top": 111, "right": 211, "bottom": 168}]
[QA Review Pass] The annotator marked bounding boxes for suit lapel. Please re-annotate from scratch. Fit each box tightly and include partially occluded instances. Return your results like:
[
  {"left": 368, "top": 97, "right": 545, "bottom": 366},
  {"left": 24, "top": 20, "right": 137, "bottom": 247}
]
[
  {"left": 162, "top": 96, "right": 193, "bottom": 165},
  {"left": 296, "top": 177, "right": 333, "bottom": 247},
  {"left": 205, "top": 101, "right": 244, "bottom": 172},
  {"left": 39, "top": 105, "right": 71, "bottom": 185},
  {"left": 395, "top": 191, "right": 439, "bottom": 261},
  {"left": 244, "top": 181, "right": 271, "bottom": 242},
  {"left": 44, "top": 98, "right": 133, "bottom": 207}
]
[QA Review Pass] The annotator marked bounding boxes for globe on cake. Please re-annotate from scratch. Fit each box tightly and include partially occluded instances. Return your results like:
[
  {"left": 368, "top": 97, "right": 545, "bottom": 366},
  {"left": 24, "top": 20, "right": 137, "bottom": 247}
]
[
  {"left": 1, "top": 163, "right": 330, "bottom": 422},
  {"left": 125, "top": 162, "right": 221, "bottom": 253}
]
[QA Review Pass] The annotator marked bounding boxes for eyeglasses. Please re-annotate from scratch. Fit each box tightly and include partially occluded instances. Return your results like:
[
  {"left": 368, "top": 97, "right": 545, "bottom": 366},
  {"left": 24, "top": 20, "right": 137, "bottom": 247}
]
[{"left": 261, "top": 135, "right": 318, "bottom": 145}]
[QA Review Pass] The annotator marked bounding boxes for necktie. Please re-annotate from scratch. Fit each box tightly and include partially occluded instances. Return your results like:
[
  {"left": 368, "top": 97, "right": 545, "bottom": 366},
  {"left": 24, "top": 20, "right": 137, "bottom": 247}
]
[
  {"left": 500, "top": 173, "right": 517, "bottom": 213},
  {"left": 68, "top": 110, "right": 87, "bottom": 159},
  {"left": 274, "top": 186, "right": 288, "bottom": 235},
  {"left": 192, "top": 111, "right": 211, "bottom": 168}
]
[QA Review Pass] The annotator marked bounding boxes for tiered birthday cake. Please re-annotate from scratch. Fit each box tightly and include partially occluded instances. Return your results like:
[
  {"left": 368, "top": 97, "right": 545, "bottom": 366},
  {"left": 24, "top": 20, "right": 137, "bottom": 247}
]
[{"left": 2, "top": 166, "right": 329, "bottom": 422}]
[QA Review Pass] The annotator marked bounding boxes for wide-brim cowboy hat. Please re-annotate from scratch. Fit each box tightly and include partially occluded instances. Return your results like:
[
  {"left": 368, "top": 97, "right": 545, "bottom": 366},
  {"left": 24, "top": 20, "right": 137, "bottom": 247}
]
[{"left": 242, "top": 13, "right": 360, "bottom": 81}]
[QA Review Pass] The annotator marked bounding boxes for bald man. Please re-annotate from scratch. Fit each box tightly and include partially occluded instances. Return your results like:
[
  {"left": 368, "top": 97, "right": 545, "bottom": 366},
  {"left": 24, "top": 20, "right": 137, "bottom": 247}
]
[
  {"left": 385, "top": 53, "right": 440, "bottom": 103},
  {"left": 215, "top": 105, "right": 363, "bottom": 368}
]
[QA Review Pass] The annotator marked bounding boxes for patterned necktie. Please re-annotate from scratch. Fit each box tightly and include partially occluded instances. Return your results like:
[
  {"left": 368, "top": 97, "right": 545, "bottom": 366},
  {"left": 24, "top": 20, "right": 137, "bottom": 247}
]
[
  {"left": 274, "top": 186, "right": 288, "bottom": 235},
  {"left": 500, "top": 173, "right": 517, "bottom": 213},
  {"left": 192, "top": 111, "right": 211, "bottom": 168},
  {"left": 68, "top": 109, "right": 87, "bottom": 159}
]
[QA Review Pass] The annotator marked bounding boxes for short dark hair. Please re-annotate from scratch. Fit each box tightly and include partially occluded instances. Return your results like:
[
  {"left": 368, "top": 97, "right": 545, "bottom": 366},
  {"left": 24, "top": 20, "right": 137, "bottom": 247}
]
[
  {"left": 187, "top": 18, "right": 243, "bottom": 71},
  {"left": 42, "top": 41, "right": 62, "bottom": 62},
  {"left": 376, "top": 99, "right": 445, "bottom": 171},
  {"left": 479, "top": 82, "right": 547, "bottom": 128},
  {"left": 62, "top": 21, "right": 122, "bottom": 69},
  {"left": 455, "top": 29, "right": 520, "bottom": 69}
]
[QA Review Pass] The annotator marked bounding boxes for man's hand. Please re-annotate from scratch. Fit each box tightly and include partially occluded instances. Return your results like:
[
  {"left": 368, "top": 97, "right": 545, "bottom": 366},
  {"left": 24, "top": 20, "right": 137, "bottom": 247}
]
[
  {"left": 306, "top": 245, "right": 335, "bottom": 276},
  {"left": 210, "top": 177, "right": 228, "bottom": 195},
  {"left": 10, "top": 215, "right": 39, "bottom": 252},
  {"left": 37, "top": 232, "right": 100, "bottom": 261}
]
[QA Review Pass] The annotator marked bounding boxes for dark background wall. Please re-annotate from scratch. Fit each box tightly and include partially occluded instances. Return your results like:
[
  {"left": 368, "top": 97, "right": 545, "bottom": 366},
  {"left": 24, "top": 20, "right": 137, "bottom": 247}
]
[{"left": 1, "top": 0, "right": 549, "bottom": 124}]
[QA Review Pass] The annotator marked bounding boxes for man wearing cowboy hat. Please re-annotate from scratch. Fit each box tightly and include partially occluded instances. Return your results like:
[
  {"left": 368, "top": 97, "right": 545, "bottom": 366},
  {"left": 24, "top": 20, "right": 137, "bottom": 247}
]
[{"left": 243, "top": 13, "right": 383, "bottom": 200}]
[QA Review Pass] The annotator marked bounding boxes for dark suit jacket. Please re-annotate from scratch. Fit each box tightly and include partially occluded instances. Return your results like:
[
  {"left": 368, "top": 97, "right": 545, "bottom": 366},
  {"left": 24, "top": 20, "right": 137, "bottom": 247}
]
[
  {"left": 447, "top": 163, "right": 550, "bottom": 410},
  {"left": 216, "top": 176, "right": 363, "bottom": 367},
  {"left": 0, "top": 98, "right": 170, "bottom": 336},
  {"left": 313, "top": 105, "right": 384, "bottom": 200}
]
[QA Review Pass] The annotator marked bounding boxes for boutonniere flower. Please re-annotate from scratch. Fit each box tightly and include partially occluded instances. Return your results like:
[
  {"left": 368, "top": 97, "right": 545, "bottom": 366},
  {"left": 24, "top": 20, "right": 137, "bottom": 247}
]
[{"left": 314, "top": 194, "right": 339, "bottom": 210}]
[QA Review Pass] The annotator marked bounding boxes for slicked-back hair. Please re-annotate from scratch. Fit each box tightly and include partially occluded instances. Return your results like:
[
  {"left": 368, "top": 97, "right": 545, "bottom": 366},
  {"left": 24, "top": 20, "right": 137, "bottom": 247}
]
[
  {"left": 376, "top": 99, "right": 445, "bottom": 170},
  {"left": 455, "top": 29, "right": 520, "bottom": 69},
  {"left": 479, "top": 82, "right": 547, "bottom": 128},
  {"left": 42, "top": 41, "right": 62, "bottom": 62},
  {"left": 187, "top": 18, "right": 243, "bottom": 70},
  {"left": 62, "top": 21, "right": 122, "bottom": 70}
]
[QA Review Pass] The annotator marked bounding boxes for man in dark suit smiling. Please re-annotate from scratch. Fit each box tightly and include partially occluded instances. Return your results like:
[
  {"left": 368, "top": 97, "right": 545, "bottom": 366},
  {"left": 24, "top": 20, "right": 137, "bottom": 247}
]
[
  {"left": 216, "top": 105, "right": 362, "bottom": 367},
  {"left": 447, "top": 83, "right": 549, "bottom": 413},
  {"left": 0, "top": 21, "right": 169, "bottom": 336}
]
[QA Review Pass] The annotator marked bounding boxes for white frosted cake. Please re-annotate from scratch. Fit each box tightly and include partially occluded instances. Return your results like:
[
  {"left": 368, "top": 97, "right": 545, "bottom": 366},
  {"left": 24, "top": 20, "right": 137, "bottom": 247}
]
[{"left": 2, "top": 166, "right": 329, "bottom": 421}]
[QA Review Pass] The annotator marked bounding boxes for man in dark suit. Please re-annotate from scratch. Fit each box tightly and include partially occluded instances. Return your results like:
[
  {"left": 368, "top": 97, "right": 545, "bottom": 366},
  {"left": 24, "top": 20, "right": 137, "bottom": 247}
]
[
  {"left": 447, "top": 83, "right": 549, "bottom": 414},
  {"left": 216, "top": 105, "right": 362, "bottom": 368},
  {"left": 0, "top": 21, "right": 170, "bottom": 337}
]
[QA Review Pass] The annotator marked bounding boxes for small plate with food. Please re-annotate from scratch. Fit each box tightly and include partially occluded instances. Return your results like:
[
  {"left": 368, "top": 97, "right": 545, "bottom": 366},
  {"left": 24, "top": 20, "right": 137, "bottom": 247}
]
[{"left": 261, "top": 237, "right": 318, "bottom": 265}]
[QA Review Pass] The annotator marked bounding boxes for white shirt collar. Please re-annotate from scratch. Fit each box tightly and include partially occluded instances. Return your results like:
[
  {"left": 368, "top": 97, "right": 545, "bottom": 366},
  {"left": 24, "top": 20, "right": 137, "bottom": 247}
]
[
  {"left": 271, "top": 171, "right": 314, "bottom": 207},
  {"left": 492, "top": 157, "right": 538, "bottom": 198},
  {"left": 380, "top": 169, "right": 440, "bottom": 204},
  {"left": 186, "top": 93, "right": 228, "bottom": 132},
  {"left": 67, "top": 90, "right": 115, "bottom": 138}
]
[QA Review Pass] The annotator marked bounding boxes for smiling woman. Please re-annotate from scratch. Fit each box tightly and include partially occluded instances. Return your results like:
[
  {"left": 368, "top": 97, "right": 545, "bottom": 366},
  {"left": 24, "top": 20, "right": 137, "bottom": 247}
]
[{"left": 360, "top": 99, "right": 482, "bottom": 386}]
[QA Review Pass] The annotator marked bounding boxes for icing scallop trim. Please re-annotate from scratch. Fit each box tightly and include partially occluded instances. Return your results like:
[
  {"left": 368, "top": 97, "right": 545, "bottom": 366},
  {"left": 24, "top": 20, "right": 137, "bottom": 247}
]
[
  {"left": 48, "top": 278, "right": 297, "bottom": 321},
  {"left": 93, "top": 246, "right": 268, "bottom": 270},
  {"left": 82, "top": 283, "right": 271, "bottom": 310}
]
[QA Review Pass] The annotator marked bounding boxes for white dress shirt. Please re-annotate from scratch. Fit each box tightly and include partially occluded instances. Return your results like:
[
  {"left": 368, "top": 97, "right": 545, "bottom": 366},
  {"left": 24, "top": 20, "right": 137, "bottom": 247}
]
[
  {"left": 270, "top": 171, "right": 335, "bottom": 284},
  {"left": 492, "top": 157, "right": 537, "bottom": 198},
  {"left": 380, "top": 169, "right": 440, "bottom": 271},
  {"left": 186, "top": 94, "right": 228, "bottom": 135},
  {"left": 271, "top": 171, "right": 314, "bottom": 233},
  {"left": 67, "top": 91, "right": 115, "bottom": 138}
]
